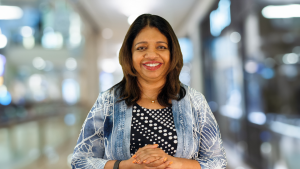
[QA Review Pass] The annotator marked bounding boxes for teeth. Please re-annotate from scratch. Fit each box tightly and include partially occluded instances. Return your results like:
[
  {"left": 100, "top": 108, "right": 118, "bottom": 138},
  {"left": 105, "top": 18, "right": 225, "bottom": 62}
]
[{"left": 145, "top": 63, "right": 160, "bottom": 67}]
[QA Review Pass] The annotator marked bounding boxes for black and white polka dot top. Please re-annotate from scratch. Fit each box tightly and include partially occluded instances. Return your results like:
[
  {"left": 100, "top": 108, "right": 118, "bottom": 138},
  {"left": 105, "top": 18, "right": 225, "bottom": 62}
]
[{"left": 130, "top": 103, "right": 178, "bottom": 156}]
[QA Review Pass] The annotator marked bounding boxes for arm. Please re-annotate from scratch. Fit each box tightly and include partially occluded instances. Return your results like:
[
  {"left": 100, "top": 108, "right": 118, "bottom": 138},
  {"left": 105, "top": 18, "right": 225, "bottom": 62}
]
[
  {"left": 162, "top": 91, "right": 227, "bottom": 169},
  {"left": 71, "top": 92, "right": 109, "bottom": 169},
  {"left": 193, "top": 93, "right": 227, "bottom": 169}
]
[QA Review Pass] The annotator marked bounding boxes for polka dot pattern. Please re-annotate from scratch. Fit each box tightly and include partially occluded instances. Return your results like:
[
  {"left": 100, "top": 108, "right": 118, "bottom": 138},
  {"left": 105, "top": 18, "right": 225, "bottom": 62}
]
[{"left": 130, "top": 103, "right": 178, "bottom": 156}]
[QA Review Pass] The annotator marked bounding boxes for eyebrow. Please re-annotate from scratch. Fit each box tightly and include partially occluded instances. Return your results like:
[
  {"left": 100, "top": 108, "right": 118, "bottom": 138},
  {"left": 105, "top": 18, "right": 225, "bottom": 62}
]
[{"left": 134, "top": 41, "right": 168, "bottom": 47}]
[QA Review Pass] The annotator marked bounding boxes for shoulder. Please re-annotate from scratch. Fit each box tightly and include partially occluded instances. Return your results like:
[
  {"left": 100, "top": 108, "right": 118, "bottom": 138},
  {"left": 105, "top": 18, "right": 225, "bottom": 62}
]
[
  {"left": 181, "top": 84, "right": 207, "bottom": 110},
  {"left": 181, "top": 84, "right": 205, "bottom": 100},
  {"left": 95, "top": 87, "right": 116, "bottom": 105}
]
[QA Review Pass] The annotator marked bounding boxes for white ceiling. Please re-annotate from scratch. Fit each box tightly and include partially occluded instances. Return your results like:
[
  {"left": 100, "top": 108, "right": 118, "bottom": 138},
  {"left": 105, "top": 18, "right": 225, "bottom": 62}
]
[{"left": 76, "top": 0, "right": 198, "bottom": 41}]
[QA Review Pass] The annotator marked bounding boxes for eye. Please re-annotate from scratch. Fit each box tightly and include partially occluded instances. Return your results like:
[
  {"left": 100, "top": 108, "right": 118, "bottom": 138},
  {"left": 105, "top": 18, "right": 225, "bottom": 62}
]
[
  {"left": 157, "top": 46, "right": 167, "bottom": 50},
  {"left": 137, "top": 46, "right": 146, "bottom": 51}
]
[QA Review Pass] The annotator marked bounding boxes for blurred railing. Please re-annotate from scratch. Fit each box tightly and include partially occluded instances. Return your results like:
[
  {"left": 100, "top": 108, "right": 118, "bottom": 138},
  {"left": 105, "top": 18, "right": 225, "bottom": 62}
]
[{"left": 0, "top": 103, "right": 88, "bottom": 169}]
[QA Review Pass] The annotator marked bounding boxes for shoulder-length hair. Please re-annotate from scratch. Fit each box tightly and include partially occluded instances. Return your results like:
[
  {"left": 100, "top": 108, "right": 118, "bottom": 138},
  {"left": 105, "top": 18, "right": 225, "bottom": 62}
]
[{"left": 113, "top": 14, "right": 186, "bottom": 107}]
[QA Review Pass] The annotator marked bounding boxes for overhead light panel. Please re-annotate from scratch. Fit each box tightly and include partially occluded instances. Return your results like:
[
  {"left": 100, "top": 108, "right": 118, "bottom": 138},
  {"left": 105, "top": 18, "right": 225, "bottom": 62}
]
[
  {"left": 262, "top": 4, "right": 300, "bottom": 19},
  {"left": 0, "top": 6, "right": 23, "bottom": 20}
]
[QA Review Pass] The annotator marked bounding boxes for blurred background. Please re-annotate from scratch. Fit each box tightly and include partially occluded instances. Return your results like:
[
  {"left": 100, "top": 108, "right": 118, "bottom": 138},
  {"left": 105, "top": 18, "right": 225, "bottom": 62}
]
[{"left": 0, "top": 0, "right": 300, "bottom": 169}]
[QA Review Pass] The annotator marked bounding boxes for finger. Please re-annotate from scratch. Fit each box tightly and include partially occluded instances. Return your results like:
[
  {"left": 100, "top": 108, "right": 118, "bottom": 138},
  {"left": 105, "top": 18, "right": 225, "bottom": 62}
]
[
  {"left": 135, "top": 149, "right": 157, "bottom": 162},
  {"left": 136, "top": 144, "right": 159, "bottom": 154},
  {"left": 144, "top": 156, "right": 167, "bottom": 167},
  {"left": 135, "top": 148, "right": 165, "bottom": 163},
  {"left": 142, "top": 156, "right": 162, "bottom": 164},
  {"left": 156, "top": 160, "right": 173, "bottom": 169},
  {"left": 136, "top": 148, "right": 167, "bottom": 164},
  {"left": 135, "top": 144, "right": 159, "bottom": 157},
  {"left": 137, "top": 154, "right": 163, "bottom": 165}
]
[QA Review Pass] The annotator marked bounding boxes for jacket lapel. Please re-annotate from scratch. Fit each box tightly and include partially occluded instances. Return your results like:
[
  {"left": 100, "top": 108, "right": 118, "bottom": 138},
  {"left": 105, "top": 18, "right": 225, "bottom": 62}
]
[
  {"left": 172, "top": 88, "right": 194, "bottom": 158},
  {"left": 112, "top": 98, "right": 132, "bottom": 160}
]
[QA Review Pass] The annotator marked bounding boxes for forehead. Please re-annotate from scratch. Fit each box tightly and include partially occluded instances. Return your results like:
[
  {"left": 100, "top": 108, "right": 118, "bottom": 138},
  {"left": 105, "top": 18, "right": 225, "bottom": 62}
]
[{"left": 133, "top": 26, "right": 168, "bottom": 43}]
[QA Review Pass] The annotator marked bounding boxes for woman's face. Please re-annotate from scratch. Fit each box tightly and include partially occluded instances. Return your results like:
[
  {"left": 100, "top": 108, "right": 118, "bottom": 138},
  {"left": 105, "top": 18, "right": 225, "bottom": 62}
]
[{"left": 132, "top": 26, "right": 170, "bottom": 83}]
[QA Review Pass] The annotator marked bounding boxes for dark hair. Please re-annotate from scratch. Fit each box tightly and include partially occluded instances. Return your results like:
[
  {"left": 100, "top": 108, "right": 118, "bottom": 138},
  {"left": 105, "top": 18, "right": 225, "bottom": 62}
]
[{"left": 113, "top": 14, "right": 185, "bottom": 107}]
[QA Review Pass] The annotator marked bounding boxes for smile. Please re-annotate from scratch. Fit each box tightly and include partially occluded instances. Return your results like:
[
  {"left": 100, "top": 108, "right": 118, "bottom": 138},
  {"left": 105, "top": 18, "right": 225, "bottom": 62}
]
[
  {"left": 145, "top": 63, "right": 160, "bottom": 67},
  {"left": 142, "top": 63, "right": 162, "bottom": 71}
]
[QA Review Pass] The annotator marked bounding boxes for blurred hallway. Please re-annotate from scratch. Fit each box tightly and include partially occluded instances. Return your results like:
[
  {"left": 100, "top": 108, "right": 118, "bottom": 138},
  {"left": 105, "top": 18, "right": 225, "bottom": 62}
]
[{"left": 1, "top": 0, "right": 300, "bottom": 169}]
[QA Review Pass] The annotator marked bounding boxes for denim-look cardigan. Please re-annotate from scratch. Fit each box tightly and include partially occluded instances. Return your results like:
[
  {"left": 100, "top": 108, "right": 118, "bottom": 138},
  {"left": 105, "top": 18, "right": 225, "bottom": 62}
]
[{"left": 71, "top": 85, "right": 227, "bottom": 169}]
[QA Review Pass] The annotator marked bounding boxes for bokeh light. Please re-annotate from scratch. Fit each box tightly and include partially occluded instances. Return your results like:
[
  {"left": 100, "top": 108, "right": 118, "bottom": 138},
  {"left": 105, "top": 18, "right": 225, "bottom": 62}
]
[
  {"left": 0, "top": 31, "right": 8, "bottom": 49},
  {"left": 282, "top": 53, "right": 299, "bottom": 64},
  {"left": 248, "top": 112, "right": 266, "bottom": 125},
  {"left": 261, "top": 68, "right": 275, "bottom": 79},
  {"left": 230, "top": 32, "right": 241, "bottom": 43},
  {"left": 65, "top": 57, "right": 77, "bottom": 71},
  {"left": 0, "top": 90, "right": 12, "bottom": 105},
  {"left": 245, "top": 61, "right": 258, "bottom": 74},
  {"left": 42, "top": 30, "right": 64, "bottom": 49},
  {"left": 62, "top": 79, "right": 80, "bottom": 105},
  {"left": 32, "top": 57, "right": 46, "bottom": 70},
  {"left": 20, "top": 26, "right": 34, "bottom": 37},
  {"left": 0, "top": 54, "right": 6, "bottom": 76},
  {"left": 100, "top": 59, "right": 117, "bottom": 73}
]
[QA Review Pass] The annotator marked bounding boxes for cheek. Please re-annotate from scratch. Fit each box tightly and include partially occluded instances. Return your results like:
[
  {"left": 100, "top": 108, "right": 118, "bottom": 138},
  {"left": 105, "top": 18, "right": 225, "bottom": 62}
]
[
  {"left": 132, "top": 54, "right": 141, "bottom": 69},
  {"left": 164, "top": 52, "right": 171, "bottom": 65}
]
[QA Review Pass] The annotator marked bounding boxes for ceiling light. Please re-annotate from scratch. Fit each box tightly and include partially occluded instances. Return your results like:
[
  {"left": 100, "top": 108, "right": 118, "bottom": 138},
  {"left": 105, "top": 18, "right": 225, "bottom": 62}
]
[
  {"left": 112, "top": 0, "right": 156, "bottom": 17},
  {"left": 262, "top": 4, "right": 300, "bottom": 19},
  {"left": 0, "top": 6, "right": 23, "bottom": 20}
]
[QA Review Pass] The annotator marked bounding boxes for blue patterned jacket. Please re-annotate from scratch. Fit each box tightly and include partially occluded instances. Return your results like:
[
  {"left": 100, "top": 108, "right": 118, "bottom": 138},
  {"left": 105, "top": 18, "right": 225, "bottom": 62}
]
[{"left": 71, "top": 85, "right": 227, "bottom": 169}]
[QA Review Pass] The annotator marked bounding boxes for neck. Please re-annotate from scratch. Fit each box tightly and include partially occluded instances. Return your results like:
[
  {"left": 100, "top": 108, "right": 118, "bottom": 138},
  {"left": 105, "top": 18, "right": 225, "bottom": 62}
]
[{"left": 137, "top": 77, "right": 166, "bottom": 99}]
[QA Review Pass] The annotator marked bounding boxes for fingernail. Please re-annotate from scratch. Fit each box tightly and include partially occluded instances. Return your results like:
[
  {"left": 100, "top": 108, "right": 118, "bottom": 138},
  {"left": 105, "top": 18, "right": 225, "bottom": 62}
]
[
  {"left": 154, "top": 144, "right": 159, "bottom": 146},
  {"left": 132, "top": 160, "right": 136, "bottom": 163},
  {"left": 169, "top": 161, "right": 173, "bottom": 165},
  {"left": 163, "top": 157, "right": 167, "bottom": 162},
  {"left": 143, "top": 160, "right": 147, "bottom": 163},
  {"left": 137, "top": 160, "right": 141, "bottom": 163},
  {"left": 132, "top": 155, "right": 137, "bottom": 158}
]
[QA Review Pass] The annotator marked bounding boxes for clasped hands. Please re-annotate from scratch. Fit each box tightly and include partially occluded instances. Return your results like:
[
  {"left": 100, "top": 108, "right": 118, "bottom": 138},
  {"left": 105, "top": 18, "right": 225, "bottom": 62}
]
[{"left": 129, "top": 144, "right": 174, "bottom": 169}]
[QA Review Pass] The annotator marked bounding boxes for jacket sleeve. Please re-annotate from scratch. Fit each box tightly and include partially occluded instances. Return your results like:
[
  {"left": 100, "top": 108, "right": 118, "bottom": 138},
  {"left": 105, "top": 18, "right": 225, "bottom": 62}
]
[
  {"left": 190, "top": 89, "right": 227, "bottom": 169},
  {"left": 71, "top": 92, "right": 109, "bottom": 169}
]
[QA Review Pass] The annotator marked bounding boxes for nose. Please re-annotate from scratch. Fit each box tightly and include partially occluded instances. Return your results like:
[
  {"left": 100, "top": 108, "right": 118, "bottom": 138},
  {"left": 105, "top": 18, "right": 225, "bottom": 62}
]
[{"left": 145, "top": 49, "right": 158, "bottom": 59}]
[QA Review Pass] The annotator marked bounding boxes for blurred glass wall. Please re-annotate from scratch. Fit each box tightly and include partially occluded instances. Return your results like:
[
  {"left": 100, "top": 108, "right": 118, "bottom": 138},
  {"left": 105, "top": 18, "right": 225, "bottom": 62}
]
[
  {"left": 201, "top": 0, "right": 300, "bottom": 169},
  {"left": 0, "top": 0, "right": 87, "bottom": 169}
]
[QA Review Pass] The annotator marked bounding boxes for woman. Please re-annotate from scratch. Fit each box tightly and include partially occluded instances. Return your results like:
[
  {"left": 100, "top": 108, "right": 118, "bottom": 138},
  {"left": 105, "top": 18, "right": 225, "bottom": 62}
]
[{"left": 71, "top": 14, "right": 227, "bottom": 169}]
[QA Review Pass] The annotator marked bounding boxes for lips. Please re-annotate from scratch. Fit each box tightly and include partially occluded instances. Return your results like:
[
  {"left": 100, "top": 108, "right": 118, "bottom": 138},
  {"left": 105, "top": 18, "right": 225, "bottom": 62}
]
[{"left": 142, "top": 61, "right": 162, "bottom": 71}]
